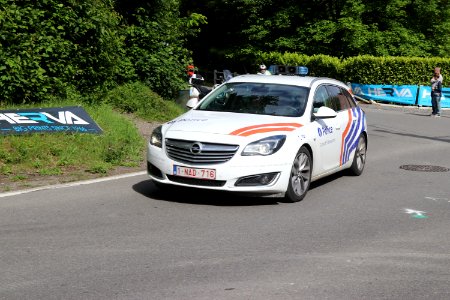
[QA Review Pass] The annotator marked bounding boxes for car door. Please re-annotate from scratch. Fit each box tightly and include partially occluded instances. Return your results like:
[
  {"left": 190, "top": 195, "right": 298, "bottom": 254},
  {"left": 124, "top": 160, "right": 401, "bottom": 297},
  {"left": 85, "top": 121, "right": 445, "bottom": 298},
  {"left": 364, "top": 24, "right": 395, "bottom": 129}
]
[
  {"left": 323, "top": 85, "right": 356, "bottom": 169},
  {"left": 313, "top": 84, "right": 355, "bottom": 175},
  {"left": 311, "top": 85, "right": 343, "bottom": 174},
  {"left": 333, "top": 86, "right": 364, "bottom": 168}
]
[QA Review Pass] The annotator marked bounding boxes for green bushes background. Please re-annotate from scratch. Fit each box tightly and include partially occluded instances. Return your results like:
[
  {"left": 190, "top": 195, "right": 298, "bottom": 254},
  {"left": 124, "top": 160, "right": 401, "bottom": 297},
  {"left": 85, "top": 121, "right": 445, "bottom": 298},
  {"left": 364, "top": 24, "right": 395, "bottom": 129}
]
[
  {"left": 259, "top": 52, "right": 450, "bottom": 86},
  {"left": 0, "top": 0, "right": 125, "bottom": 104},
  {"left": 1, "top": 0, "right": 449, "bottom": 107},
  {"left": 0, "top": 0, "right": 202, "bottom": 105}
]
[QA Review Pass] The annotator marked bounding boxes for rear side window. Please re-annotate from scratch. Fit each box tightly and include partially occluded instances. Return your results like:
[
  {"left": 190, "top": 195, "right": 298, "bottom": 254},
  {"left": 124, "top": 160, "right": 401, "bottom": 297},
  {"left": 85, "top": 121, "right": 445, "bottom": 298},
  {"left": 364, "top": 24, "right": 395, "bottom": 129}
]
[
  {"left": 340, "top": 88, "right": 357, "bottom": 108},
  {"left": 324, "top": 85, "right": 343, "bottom": 111},
  {"left": 313, "top": 84, "right": 355, "bottom": 113}
]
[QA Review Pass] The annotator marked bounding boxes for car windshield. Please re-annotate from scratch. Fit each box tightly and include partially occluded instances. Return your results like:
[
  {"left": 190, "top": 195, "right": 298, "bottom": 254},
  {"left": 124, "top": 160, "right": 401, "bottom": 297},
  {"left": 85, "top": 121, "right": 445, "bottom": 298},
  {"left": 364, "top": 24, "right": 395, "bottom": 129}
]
[{"left": 196, "top": 82, "right": 309, "bottom": 117}]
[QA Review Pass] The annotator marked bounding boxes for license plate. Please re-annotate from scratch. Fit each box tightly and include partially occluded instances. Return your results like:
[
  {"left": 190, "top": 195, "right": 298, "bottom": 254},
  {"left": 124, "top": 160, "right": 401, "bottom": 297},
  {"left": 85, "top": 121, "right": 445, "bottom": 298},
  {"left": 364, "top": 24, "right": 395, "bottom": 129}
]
[{"left": 173, "top": 165, "right": 216, "bottom": 180}]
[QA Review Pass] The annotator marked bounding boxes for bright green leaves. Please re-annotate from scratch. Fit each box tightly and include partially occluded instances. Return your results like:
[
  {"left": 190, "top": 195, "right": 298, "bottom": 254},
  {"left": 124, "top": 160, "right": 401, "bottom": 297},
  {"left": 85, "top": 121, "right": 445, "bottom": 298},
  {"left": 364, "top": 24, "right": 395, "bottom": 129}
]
[
  {"left": 0, "top": 0, "right": 123, "bottom": 104},
  {"left": 186, "top": 13, "right": 207, "bottom": 28}
]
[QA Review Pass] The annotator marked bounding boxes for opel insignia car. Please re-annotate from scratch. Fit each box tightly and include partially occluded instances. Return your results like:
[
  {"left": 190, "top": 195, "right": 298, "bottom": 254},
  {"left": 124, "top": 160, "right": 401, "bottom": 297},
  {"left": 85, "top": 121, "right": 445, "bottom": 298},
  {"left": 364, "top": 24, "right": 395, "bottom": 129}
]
[{"left": 147, "top": 72, "right": 367, "bottom": 202}]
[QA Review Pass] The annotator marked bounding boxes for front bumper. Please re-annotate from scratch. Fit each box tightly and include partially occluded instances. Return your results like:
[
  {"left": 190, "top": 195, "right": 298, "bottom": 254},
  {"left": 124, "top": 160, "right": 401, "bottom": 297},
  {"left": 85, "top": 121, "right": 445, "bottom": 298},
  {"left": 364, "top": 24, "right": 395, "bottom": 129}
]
[{"left": 147, "top": 142, "right": 292, "bottom": 194}]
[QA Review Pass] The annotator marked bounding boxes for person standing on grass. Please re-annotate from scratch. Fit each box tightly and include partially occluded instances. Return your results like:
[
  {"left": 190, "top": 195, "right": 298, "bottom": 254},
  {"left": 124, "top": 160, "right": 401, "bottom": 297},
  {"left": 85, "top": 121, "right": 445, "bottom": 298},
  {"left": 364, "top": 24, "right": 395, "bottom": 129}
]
[{"left": 430, "top": 67, "right": 443, "bottom": 117}]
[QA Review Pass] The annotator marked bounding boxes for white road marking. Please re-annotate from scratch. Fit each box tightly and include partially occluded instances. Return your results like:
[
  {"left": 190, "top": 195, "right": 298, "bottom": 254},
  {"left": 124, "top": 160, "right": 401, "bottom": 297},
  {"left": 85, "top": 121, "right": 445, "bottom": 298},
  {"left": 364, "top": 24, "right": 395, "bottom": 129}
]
[
  {"left": 425, "top": 196, "right": 449, "bottom": 202},
  {"left": 0, "top": 171, "right": 147, "bottom": 198},
  {"left": 404, "top": 208, "right": 428, "bottom": 219}
]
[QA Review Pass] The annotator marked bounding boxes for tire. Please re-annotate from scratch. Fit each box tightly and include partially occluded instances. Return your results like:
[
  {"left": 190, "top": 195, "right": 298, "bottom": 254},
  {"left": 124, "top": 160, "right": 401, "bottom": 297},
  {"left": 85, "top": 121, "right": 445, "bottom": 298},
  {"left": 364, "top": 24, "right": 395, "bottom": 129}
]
[
  {"left": 284, "top": 146, "right": 312, "bottom": 203},
  {"left": 349, "top": 134, "right": 367, "bottom": 176}
]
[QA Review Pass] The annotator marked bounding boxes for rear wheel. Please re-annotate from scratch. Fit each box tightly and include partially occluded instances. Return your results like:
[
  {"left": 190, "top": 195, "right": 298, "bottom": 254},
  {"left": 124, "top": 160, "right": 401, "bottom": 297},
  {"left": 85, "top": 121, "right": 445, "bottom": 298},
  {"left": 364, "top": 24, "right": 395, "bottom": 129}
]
[
  {"left": 349, "top": 134, "right": 367, "bottom": 176},
  {"left": 284, "top": 146, "right": 312, "bottom": 203}
]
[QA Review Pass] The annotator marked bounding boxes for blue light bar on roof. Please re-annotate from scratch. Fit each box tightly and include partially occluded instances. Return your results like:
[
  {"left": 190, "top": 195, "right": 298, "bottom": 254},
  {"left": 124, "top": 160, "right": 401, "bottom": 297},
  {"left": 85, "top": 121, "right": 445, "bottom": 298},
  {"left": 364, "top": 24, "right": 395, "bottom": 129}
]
[
  {"left": 269, "top": 65, "right": 309, "bottom": 76},
  {"left": 297, "top": 66, "right": 308, "bottom": 76}
]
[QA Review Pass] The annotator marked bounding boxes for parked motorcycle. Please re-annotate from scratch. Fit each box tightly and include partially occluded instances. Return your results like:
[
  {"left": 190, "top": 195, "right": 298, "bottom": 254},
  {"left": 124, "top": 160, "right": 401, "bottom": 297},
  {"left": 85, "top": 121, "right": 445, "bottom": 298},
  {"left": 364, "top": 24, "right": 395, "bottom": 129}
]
[{"left": 186, "top": 70, "right": 233, "bottom": 108}]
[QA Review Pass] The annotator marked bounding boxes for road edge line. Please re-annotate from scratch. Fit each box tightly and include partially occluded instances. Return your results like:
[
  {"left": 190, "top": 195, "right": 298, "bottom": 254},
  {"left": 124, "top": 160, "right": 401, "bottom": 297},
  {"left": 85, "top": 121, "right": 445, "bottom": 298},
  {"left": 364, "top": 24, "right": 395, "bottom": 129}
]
[{"left": 0, "top": 171, "right": 147, "bottom": 198}]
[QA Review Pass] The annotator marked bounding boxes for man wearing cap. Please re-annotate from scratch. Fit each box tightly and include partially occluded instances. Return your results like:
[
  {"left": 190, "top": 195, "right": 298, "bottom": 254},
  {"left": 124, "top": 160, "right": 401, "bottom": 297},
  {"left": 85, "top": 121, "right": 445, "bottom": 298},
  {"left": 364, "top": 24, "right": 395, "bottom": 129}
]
[{"left": 257, "top": 64, "right": 272, "bottom": 75}]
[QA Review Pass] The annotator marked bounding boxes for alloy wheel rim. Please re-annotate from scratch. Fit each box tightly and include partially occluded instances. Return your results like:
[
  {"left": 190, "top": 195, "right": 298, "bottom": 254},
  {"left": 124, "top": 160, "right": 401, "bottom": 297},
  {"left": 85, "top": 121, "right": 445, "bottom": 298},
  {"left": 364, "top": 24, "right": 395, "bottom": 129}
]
[
  {"left": 356, "top": 137, "right": 366, "bottom": 170},
  {"left": 292, "top": 153, "right": 311, "bottom": 196}
]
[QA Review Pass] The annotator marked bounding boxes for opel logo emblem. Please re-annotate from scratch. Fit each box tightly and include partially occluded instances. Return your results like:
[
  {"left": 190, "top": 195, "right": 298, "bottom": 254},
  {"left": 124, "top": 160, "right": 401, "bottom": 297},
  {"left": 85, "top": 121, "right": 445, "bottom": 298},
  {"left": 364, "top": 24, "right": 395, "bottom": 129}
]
[{"left": 190, "top": 142, "right": 202, "bottom": 154}]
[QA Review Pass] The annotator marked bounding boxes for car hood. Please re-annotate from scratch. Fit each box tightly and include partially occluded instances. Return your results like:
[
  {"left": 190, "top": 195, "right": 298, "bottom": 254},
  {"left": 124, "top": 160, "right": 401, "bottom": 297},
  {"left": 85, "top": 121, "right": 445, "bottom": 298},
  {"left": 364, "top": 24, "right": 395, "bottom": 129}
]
[{"left": 164, "top": 110, "right": 304, "bottom": 137}]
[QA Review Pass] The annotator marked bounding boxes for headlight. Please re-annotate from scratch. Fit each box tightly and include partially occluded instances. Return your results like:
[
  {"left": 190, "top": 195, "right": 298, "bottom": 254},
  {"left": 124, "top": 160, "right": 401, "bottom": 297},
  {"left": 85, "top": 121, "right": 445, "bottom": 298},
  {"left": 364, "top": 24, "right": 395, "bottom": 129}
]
[
  {"left": 242, "top": 135, "right": 286, "bottom": 156},
  {"left": 150, "top": 125, "right": 163, "bottom": 148}
]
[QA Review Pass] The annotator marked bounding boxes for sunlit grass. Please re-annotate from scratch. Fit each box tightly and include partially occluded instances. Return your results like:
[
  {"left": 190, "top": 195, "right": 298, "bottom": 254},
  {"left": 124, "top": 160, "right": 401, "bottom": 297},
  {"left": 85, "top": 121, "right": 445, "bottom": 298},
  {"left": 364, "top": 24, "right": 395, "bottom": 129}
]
[
  {"left": 0, "top": 104, "right": 145, "bottom": 179},
  {"left": 0, "top": 83, "right": 185, "bottom": 190}
]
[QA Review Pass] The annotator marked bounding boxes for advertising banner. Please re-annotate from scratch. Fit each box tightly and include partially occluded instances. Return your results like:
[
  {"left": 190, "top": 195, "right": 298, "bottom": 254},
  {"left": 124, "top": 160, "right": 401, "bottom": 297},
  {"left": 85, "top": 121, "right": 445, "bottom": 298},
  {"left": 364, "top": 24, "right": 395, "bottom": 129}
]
[
  {"left": 0, "top": 106, "right": 103, "bottom": 135},
  {"left": 416, "top": 86, "right": 450, "bottom": 108},
  {"left": 351, "top": 84, "right": 418, "bottom": 105}
]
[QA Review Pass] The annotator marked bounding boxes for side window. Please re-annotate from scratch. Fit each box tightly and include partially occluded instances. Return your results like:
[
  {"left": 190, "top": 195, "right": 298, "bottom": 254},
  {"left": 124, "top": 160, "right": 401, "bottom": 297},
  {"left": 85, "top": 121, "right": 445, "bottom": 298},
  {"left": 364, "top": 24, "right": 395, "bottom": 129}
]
[{"left": 312, "top": 85, "right": 328, "bottom": 113}]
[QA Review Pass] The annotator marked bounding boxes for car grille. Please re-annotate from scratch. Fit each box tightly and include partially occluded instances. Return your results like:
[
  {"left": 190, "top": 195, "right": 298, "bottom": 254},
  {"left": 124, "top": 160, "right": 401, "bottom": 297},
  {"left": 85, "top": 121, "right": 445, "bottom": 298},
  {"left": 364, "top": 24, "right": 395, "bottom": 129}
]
[
  {"left": 167, "top": 175, "right": 226, "bottom": 187},
  {"left": 165, "top": 139, "right": 239, "bottom": 165}
]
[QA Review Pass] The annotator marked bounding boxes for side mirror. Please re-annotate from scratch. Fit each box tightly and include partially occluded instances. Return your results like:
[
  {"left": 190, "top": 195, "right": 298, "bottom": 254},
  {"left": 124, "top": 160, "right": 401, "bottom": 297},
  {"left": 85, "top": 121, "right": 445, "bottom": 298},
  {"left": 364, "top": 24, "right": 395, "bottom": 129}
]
[{"left": 313, "top": 106, "right": 337, "bottom": 119}]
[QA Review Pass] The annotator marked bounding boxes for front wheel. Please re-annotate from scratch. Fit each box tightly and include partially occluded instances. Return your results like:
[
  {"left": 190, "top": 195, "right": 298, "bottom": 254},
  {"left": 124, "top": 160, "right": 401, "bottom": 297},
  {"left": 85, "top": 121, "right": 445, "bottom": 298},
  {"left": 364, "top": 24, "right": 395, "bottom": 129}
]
[
  {"left": 349, "top": 134, "right": 367, "bottom": 176},
  {"left": 284, "top": 146, "right": 312, "bottom": 203}
]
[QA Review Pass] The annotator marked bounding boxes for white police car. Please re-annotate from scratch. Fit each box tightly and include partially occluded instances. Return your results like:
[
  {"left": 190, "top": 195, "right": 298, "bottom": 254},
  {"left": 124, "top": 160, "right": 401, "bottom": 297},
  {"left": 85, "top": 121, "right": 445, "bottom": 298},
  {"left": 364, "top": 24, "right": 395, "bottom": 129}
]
[{"left": 147, "top": 70, "right": 367, "bottom": 202}]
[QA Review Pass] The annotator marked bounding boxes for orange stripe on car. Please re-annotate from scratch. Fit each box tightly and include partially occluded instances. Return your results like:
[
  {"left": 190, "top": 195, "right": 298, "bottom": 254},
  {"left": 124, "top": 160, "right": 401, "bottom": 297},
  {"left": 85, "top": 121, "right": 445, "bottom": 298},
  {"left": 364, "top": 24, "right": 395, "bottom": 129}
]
[
  {"left": 230, "top": 123, "right": 302, "bottom": 136},
  {"left": 236, "top": 127, "right": 299, "bottom": 137}
]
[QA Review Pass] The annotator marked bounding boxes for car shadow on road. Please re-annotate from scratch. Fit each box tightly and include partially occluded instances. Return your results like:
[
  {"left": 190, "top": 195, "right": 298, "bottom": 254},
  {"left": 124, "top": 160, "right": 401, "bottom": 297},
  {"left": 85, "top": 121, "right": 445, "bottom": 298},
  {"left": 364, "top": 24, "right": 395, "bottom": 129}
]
[
  {"left": 132, "top": 180, "right": 282, "bottom": 206},
  {"left": 132, "top": 174, "right": 344, "bottom": 206}
]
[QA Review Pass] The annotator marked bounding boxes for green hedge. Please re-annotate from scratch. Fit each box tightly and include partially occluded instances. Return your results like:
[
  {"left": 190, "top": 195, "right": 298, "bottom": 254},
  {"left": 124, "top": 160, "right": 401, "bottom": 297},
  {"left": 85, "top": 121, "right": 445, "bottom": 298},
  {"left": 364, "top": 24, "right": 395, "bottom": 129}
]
[
  {"left": 257, "top": 52, "right": 450, "bottom": 86},
  {"left": 342, "top": 56, "right": 450, "bottom": 86},
  {"left": 260, "top": 52, "right": 341, "bottom": 79}
]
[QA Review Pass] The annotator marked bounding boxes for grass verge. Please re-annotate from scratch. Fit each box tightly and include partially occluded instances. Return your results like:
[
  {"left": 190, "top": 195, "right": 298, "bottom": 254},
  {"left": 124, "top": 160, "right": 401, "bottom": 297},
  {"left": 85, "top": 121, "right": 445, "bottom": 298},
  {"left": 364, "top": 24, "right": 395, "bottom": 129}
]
[{"left": 0, "top": 82, "right": 186, "bottom": 192}]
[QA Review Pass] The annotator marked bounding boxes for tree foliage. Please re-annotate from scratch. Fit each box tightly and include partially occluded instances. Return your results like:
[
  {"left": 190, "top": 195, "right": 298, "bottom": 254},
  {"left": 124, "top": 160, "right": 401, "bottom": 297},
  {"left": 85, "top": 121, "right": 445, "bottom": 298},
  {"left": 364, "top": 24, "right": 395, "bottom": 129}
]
[
  {"left": 2, "top": 0, "right": 450, "bottom": 104},
  {"left": 185, "top": 0, "right": 450, "bottom": 72},
  {"left": 115, "top": 0, "right": 206, "bottom": 99},
  {"left": 0, "top": 0, "right": 205, "bottom": 104},
  {"left": 0, "top": 0, "right": 123, "bottom": 103}
]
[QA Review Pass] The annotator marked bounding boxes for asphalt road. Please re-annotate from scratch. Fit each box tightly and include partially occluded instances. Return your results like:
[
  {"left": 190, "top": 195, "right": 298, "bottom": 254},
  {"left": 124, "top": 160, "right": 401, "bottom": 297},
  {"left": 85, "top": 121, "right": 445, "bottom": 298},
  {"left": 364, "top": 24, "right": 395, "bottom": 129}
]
[{"left": 1, "top": 104, "right": 450, "bottom": 300}]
